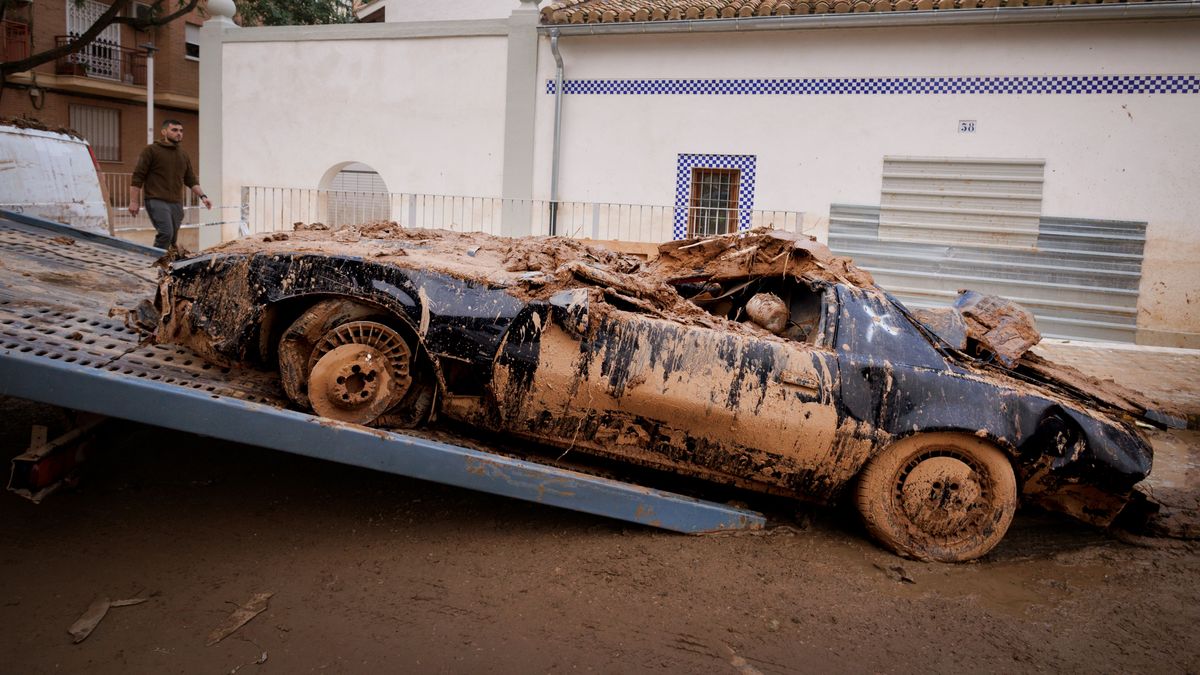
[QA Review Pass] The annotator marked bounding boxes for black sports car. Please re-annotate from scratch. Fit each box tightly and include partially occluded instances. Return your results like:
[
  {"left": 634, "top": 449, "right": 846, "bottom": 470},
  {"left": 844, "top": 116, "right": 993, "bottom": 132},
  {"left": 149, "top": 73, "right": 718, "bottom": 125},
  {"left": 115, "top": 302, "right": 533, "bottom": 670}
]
[{"left": 153, "top": 225, "right": 1169, "bottom": 561}]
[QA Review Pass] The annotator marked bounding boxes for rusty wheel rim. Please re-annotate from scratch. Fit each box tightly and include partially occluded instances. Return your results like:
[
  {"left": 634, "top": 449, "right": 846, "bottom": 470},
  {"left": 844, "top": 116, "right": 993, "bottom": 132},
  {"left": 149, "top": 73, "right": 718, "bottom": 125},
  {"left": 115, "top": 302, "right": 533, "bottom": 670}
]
[
  {"left": 307, "top": 321, "right": 412, "bottom": 424},
  {"left": 894, "top": 449, "right": 992, "bottom": 542}
]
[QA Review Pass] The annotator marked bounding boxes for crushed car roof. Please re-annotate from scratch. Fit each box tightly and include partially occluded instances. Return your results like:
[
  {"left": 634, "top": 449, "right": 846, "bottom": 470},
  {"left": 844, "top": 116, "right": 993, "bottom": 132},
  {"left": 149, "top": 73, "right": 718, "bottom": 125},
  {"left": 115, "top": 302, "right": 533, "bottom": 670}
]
[{"left": 207, "top": 223, "right": 874, "bottom": 335}]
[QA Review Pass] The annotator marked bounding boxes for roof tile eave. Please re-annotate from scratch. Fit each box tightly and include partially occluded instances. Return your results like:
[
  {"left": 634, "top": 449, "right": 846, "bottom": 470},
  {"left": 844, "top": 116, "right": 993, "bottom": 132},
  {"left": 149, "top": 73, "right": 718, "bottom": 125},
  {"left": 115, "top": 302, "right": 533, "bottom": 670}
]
[{"left": 538, "top": 0, "right": 1185, "bottom": 24}]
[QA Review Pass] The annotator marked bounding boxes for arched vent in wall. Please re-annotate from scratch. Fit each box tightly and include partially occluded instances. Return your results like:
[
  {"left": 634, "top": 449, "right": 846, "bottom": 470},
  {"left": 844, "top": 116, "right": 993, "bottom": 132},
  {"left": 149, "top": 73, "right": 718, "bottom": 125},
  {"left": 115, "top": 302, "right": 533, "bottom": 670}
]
[{"left": 327, "top": 163, "right": 391, "bottom": 227}]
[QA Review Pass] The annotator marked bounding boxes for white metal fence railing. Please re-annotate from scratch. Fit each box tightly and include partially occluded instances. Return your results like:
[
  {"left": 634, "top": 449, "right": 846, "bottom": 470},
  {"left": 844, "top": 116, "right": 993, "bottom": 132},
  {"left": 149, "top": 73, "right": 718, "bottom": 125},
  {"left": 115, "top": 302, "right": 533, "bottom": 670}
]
[
  {"left": 241, "top": 186, "right": 809, "bottom": 243},
  {"left": 104, "top": 172, "right": 199, "bottom": 231},
  {"left": 102, "top": 173, "right": 242, "bottom": 233}
]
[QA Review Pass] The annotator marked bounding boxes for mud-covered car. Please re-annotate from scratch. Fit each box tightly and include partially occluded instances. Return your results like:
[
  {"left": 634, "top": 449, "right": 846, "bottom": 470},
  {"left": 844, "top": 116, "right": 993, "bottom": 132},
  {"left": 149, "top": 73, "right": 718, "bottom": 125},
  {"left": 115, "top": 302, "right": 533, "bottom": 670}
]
[{"left": 151, "top": 225, "right": 1172, "bottom": 561}]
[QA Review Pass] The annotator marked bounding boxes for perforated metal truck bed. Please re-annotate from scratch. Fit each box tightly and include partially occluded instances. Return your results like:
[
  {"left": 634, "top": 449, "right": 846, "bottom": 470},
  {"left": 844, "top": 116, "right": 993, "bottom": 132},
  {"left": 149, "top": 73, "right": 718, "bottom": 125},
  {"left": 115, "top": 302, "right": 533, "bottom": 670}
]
[{"left": 0, "top": 211, "right": 764, "bottom": 533}]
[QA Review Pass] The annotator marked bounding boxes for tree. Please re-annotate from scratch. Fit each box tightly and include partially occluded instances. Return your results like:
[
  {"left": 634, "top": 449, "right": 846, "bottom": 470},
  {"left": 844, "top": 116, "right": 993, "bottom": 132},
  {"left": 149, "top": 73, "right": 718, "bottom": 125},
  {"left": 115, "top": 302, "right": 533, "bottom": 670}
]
[
  {"left": 0, "top": 0, "right": 355, "bottom": 86},
  {"left": 234, "top": 0, "right": 356, "bottom": 26},
  {"left": 0, "top": 0, "right": 202, "bottom": 84}
]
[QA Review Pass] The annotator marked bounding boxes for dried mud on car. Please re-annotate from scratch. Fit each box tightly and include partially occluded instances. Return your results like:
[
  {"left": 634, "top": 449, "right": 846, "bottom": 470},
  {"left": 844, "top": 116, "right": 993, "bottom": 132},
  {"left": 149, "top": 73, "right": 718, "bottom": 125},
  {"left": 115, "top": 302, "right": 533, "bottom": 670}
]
[{"left": 146, "top": 223, "right": 1181, "bottom": 561}]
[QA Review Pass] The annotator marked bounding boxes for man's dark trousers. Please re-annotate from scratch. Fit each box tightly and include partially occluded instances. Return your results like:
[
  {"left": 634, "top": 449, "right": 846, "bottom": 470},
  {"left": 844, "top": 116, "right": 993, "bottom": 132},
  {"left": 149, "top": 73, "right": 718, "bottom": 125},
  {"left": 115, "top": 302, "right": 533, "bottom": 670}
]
[{"left": 146, "top": 199, "right": 184, "bottom": 249}]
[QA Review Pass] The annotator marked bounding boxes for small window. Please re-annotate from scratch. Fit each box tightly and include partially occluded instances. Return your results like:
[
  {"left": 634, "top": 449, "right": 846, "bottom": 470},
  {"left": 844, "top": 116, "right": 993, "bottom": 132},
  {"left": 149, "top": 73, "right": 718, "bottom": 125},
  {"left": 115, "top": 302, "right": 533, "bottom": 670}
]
[
  {"left": 185, "top": 24, "right": 199, "bottom": 59},
  {"left": 688, "top": 167, "right": 740, "bottom": 238},
  {"left": 3, "top": 17, "right": 31, "bottom": 61},
  {"left": 68, "top": 104, "right": 120, "bottom": 162},
  {"left": 127, "top": 3, "right": 153, "bottom": 22}
]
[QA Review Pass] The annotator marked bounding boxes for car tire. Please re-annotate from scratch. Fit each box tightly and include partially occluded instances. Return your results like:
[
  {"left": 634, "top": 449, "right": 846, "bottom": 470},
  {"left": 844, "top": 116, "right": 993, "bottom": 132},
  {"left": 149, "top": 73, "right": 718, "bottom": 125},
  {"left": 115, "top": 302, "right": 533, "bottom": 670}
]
[
  {"left": 278, "top": 299, "right": 432, "bottom": 427},
  {"left": 855, "top": 432, "right": 1017, "bottom": 562}
]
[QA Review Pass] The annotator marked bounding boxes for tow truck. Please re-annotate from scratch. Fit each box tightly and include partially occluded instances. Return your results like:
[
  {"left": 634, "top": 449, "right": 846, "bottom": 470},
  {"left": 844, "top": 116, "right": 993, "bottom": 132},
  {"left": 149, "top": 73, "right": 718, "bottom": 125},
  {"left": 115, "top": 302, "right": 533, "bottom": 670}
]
[{"left": 0, "top": 210, "right": 765, "bottom": 533}]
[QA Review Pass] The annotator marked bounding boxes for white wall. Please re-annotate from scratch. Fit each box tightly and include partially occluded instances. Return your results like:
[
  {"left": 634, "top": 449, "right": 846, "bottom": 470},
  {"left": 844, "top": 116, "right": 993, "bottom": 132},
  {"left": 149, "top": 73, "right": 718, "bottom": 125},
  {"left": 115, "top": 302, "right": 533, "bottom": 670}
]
[
  {"left": 214, "top": 16, "right": 1200, "bottom": 344},
  {"left": 530, "top": 20, "right": 1200, "bottom": 344},
  {"left": 221, "top": 35, "right": 509, "bottom": 203},
  {"left": 534, "top": 21, "right": 1199, "bottom": 217},
  {"left": 379, "top": 0, "right": 544, "bottom": 22}
]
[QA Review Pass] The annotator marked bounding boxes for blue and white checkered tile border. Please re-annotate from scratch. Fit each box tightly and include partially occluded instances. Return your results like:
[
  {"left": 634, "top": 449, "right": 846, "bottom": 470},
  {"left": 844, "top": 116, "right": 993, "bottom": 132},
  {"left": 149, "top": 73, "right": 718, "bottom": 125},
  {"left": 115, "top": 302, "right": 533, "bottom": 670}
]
[
  {"left": 546, "top": 74, "right": 1200, "bottom": 96},
  {"left": 674, "top": 154, "right": 757, "bottom": 241}
]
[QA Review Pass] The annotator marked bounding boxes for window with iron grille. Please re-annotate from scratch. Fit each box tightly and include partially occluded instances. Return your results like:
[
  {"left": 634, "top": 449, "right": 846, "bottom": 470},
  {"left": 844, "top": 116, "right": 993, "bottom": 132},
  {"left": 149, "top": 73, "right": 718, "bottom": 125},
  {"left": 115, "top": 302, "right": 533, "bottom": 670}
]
[
  {"left": 688, "top": 168, "right": 740, "bottom": 237},
  {"left": 66, "top": 0, "right": 121, "bottom": 80},
  {"left": 2, "top": 19, "right": 31, "bottom": 62},
  {"left": 69, "top": 104, "right": 120, "bottom": 162}
]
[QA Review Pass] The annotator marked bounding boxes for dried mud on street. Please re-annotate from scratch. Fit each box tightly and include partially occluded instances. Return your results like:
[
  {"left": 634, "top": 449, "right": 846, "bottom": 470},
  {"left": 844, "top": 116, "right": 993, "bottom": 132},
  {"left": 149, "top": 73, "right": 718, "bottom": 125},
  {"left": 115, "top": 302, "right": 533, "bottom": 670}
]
[{"left": 1, "top": 406, "right": 1198, "bottom": 674}]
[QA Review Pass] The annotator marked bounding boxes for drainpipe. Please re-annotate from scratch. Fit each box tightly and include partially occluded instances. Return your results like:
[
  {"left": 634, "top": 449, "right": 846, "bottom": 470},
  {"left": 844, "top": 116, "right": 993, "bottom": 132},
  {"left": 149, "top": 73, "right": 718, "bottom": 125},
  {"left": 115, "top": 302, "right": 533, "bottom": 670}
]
[
  {"left": 549, "top": 29, "right": 564, "bottom": 236},
  {"left": 141, "top": 43, "right": 157, "bottom": 144}
]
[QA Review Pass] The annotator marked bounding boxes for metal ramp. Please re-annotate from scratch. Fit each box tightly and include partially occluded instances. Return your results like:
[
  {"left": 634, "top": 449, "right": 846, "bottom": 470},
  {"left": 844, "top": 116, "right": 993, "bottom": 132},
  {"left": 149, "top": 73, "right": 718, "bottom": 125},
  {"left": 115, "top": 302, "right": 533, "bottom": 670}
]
[{"left": 0, "top": 211, "right": 764, "bottom": 534}]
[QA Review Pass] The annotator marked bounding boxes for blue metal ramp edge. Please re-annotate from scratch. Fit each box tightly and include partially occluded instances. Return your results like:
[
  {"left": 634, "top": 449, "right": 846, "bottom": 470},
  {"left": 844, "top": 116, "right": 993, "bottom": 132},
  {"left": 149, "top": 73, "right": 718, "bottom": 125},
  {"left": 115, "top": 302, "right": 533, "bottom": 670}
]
[
  {"left": 0, "top": 209, "right": 164, "bottom": 256},
  {"left": 0, "top": 350, "right": 765, "bottom": 534}
]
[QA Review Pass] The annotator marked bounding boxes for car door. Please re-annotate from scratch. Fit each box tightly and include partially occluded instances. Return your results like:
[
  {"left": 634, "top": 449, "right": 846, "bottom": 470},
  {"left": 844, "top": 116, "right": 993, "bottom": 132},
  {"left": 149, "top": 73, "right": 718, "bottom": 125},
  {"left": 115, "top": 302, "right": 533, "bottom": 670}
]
[{"left": 491, "top": 289, "right": 845, "bottom": 495}]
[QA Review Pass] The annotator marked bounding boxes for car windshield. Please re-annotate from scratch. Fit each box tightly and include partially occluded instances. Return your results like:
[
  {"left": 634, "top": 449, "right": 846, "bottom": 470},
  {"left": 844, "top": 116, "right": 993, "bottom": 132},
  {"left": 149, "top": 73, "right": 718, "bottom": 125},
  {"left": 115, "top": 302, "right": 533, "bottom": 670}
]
[{"left": 834, "top": 287, "right": 948, "bottom": 370}]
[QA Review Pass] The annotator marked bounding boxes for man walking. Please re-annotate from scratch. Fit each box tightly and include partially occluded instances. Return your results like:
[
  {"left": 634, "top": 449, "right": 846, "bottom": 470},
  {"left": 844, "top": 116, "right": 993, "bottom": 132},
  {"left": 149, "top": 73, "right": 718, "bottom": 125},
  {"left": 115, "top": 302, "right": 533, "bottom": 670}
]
[{"left": 129, "top": 119, "right": 211, "bottom": 249}]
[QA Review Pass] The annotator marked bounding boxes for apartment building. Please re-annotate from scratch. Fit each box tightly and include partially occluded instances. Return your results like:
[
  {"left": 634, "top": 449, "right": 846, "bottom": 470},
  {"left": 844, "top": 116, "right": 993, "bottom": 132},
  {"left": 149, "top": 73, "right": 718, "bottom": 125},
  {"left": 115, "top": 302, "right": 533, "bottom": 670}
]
[{"left": 1, "top": 0, "right": 204, "bottom": 177}]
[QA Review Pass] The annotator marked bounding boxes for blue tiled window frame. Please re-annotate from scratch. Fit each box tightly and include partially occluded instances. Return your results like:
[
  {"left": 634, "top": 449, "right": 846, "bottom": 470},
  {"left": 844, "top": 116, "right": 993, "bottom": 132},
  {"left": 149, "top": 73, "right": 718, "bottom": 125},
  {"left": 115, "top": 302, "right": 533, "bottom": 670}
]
[{"left": 674, "top": 154, "right": 757, "bottom": 240}]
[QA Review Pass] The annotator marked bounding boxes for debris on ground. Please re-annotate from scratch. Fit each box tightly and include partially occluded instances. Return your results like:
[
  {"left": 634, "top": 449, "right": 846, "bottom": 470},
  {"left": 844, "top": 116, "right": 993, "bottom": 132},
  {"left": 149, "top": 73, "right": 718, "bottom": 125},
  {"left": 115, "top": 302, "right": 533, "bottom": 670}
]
[
  {"left": 872, "top": 563, "right": 916, "bottom": 584},
  {"left": 68, "top": 596, "right": 148, "bottom": 643},
  {"left": 206, "top": 592, "right": 273, "bottom": 646},
  {"left": 720, "top": 642, "right": 764, "bottom": 675},
  {"left": 1125, "top": 430, "right": 1200, "bottom": 539},
  {"left": 228, "top": 648, "right": 269, "bottom": 674},
  {"left": 49, "top": 236, "right": 76, "bottom": 246}
]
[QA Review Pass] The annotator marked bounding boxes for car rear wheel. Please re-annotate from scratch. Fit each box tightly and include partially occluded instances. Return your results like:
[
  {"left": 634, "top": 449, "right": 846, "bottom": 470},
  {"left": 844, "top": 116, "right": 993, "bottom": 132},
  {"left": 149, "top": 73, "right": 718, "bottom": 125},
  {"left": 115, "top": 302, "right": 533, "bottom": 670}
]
[
  {"left": 278, "top": 299, "right": 433, "bottom": 427},
  {"left": 855, "top": 432, "right": 1017, "bottom": 562}
]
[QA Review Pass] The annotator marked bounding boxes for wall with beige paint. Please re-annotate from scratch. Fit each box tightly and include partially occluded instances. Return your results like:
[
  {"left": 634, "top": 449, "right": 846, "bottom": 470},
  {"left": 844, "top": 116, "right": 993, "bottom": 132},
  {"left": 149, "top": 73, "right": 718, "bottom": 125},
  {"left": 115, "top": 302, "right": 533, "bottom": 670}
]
[
  {"left": 530, "top": 20, "right": 1200, "bottom": 345},
  {"left": 211, "top": 15, "right": 1199, "bottom": 345},
  {"left": 220, "top": 35, "right": 510, "bottom": 205}
]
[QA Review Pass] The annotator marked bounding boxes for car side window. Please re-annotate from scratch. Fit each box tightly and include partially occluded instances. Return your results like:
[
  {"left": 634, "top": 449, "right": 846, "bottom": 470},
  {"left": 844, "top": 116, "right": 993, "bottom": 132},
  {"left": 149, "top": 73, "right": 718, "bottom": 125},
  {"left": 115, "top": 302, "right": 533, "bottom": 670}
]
[{"left": 675, "top": 277, "right": 829, "bottom": 346}]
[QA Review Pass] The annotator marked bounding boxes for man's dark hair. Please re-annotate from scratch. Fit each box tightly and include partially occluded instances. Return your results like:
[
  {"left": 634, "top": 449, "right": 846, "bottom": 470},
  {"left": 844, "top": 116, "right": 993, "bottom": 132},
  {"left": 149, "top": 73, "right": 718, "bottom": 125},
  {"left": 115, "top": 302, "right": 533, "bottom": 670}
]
[{"left": 161, "top": 119, "right": 183, "bottom": 128}]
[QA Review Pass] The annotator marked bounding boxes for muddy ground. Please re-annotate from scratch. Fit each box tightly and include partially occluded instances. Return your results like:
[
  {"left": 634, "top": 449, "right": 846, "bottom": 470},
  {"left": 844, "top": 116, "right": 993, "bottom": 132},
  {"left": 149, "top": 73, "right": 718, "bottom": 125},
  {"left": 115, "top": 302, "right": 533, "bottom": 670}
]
[{"left": 1, "top": 401, "right": 1198, "bottom": 673}]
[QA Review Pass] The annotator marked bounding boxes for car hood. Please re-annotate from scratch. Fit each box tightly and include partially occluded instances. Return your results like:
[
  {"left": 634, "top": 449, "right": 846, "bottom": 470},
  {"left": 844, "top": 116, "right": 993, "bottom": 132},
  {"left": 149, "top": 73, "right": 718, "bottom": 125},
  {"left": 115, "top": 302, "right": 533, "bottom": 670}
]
[{"left": 906, "top": 292, "right": 1185, "bottom": 430}]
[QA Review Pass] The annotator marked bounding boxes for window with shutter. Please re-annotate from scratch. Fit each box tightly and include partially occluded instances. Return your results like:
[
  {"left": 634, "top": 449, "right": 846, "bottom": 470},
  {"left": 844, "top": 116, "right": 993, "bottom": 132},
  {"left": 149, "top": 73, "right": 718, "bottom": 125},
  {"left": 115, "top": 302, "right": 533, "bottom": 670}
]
[{"left": 69, "top": 104, "right": 121, "bottom": 162}]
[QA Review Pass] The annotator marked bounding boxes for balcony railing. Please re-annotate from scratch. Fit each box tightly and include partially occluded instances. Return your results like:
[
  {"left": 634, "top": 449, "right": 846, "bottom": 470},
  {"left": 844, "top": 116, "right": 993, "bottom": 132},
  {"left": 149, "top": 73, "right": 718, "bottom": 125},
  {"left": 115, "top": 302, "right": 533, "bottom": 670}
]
[
  {"left": 54, "top": 36, "right": 146, "bottom": 85},
  {"left": 2, "top": 20, "right": 30, "bottom": 62}
]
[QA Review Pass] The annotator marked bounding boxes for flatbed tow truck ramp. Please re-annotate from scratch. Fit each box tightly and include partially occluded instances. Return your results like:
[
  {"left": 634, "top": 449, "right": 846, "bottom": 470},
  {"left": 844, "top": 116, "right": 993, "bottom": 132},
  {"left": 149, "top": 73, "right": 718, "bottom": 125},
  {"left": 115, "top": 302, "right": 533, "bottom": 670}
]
[{"left": 0, "top": 211, "right": 764, "bottom": 533}]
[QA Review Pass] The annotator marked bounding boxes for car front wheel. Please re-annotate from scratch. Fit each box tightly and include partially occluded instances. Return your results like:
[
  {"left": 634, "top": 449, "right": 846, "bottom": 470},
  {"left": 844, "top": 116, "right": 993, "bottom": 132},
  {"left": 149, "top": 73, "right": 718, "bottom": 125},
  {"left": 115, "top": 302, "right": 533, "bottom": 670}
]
[
  {"left": 278, "top": 299, "right": 433, "bottom": 427},
  {"left": 855, "top": 432, "right": 1017, "bottom": 562}
]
